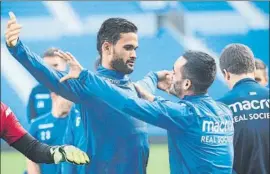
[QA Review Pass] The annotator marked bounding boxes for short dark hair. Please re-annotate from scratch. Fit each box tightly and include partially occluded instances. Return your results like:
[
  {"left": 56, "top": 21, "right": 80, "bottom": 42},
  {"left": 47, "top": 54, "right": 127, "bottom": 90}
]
[
  {"left": 255, "top": 58, "right": 266, "bottom": 70},
  {"left": 97, "top": 18, "right": 138, "bottom": 57},
  {"left": 219, "top": 43, "right": 255, "bottom": 75},
  {"left": 42, "top": 48, "right": 60, "bottom": 58},
  {"left": 182, "top": 51, "right": 217, "bottom": 94}
]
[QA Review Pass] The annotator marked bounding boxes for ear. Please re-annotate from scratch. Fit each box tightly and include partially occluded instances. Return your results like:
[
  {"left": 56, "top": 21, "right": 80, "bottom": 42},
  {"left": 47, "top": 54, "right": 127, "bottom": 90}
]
[
  {"left": 183, "top": 79, "right": 192, "bottom": 90},
  {"left": 223, "top": 69, "right": 230, "bottom": 80},
  {"left": 102, "top": 41, "right": 112, "bottom": 55}
]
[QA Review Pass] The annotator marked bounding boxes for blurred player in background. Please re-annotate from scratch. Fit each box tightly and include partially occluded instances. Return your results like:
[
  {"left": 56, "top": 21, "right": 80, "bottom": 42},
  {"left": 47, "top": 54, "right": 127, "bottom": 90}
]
[
  {"left": 54, "top": 50, "right": 234, "bottom": 174},
  {"left": 26, "top": 48, "right": 68, "bottom": 123},
  {"left": 61, "top": 107, "right": 88, "bottom": 174},
  {"left": 218, "top": 44, "right": 269, "bottom": 174},
  {"left": 5, "top": 12, "right": 161, "bottom": 174},
  {"left": 0, "top": 102, "right": 90, "bottom": 167},
  {"left": 27, "top": 92, "right": 74, "bottom": 174},
  {"left": 254, "top": 58, "right": 268, "bottom": 87}
]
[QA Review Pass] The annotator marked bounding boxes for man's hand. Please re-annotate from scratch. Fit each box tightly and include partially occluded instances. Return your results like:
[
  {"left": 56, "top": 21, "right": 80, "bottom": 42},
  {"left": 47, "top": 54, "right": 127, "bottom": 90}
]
[
  {"left": 50, "top": 145, "right": 90, "bottom": 165},
  {"left": 5, "top": 12, "right": 22, "bottom": 47},
  {"left": 156, "top": 70, "right": 173, "bottom": 93},
  {"left": 54, "top": 51, "right": 84, "bottom": 82},
  {"left": 134, "top": 83, "right": 155, "bottom": 102}
]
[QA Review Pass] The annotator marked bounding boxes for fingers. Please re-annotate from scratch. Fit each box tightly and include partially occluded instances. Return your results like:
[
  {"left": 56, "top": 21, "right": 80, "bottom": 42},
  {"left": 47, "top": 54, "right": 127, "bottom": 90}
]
[
  {"left": 71, "top": 148, "right": 81, "bottom": 164},
  {"left": 6, "top": 12, "right": 21, "bottom": 47},
  {"left": 165, "top": 73, "right": 173, "bottom": 81},
  {"left": 5, "top": 24, "right": 22, "bottom": 41},
  {"left": 157, "top": 70, "right": 172, "bottom": 79},
  {"left": 164, "top": 71, "right": 173, "bottom": 78},
  {"left": 77, "top": 151, "right": 85, "bottom": 164},
  {"left": 163, "top": 70, "right": 172, "bottom": 74},
  {"left": 55, "top": 51, "right": 77, "bottom": 63},
  {"left": 65, "top": 146, "right": 89, "bottom": 165},
  {"left": 65, "top": 146, "right": 78, "bottom": 164},
  {"left": 7, "top": 19, "right": 17, "bottom": 28},
  {"left": 55, "top": 51, "right": 75, "bottom": 65},
  {"left": 64, "top": 146, "right": 76, "bottom": 164},
  {"left": 9, "top": 11, "right": 16, "bottom": 20},
  {"left": 7, "top": 35, "right": 19, "bottom": 45},
  {"left": 7, "top": 24, "right": 22, "bottom": 31},
  {"left": 83, "top": 152, "right": 90, "bottom": 164},
  {"left": 66, "top": 52, "right": 76, "bottom": 61},
  {"left": 78, "top": 151, "right": 89, "bottom": 165},
  {"left": 54, "top": 51, "right": 70, "bottom": 61},
  {"left": 73, "top": 148, "right": 88, "bottom": 165},
  {"left": 59, "top": 75, "right": 72, "bottom": 83},
  {"left": 5, "top": 27, "right": 22, "bottom": 38}
]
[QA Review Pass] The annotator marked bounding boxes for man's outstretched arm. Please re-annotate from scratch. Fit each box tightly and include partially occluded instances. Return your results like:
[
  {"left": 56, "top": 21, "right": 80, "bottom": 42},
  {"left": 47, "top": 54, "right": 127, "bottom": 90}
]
[
  {"left": 6, "top": 40, "right": 87, "bottom": 103},
  {"left": 136, "top": 72, "right": 158, "bottom": 94},
  {"left": 5, "top": 12, "right": 89, "bottom": 103},
  {"left": 76, "top": 69, "right": 192, "bottom": 131},
  {"left": 136, "top": 70, "right": 172, "bottom": 95}
]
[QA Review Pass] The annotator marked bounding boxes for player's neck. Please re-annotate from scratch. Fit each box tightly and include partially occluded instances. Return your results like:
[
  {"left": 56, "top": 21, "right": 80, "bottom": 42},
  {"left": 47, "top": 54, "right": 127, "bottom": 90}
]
[
  {"left": 230, "top": 73, "right": 255, "bottom": 89},
  {"left": 101, "top": 56, "right": 119, "bottom": 72},
  {"left": 101, "top": 62, "right": 115, "bottom": 71}
]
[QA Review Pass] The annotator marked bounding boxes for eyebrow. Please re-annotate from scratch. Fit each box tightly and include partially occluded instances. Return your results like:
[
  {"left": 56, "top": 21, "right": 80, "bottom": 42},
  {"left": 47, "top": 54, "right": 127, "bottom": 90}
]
[
  {"left": 124, "top": 44, "right": 138, "bottom": 49},
  {"left": 255, "top": 77, "right": 261, "bottom": 81}
]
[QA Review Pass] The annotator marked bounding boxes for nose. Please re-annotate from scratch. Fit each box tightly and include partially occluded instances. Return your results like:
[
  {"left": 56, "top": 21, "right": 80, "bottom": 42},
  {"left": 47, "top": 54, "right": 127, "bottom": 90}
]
[{"left": 130, "top": 50, "right": 136, "bottom": 59}]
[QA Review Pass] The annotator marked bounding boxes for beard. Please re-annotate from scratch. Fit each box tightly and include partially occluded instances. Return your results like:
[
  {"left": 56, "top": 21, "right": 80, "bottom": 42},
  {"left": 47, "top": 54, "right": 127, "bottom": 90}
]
[
  {"left": 169, "top": 80, "right": 185, "bottom": 99},
  {"left": 110, "top": 53, "right": 134, "bottom": 74}
]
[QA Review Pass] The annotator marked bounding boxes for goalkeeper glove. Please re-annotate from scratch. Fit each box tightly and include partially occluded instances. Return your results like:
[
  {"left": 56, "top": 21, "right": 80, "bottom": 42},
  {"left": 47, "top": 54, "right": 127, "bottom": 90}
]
[{"left": 50, "top": 145, "right": 90, "bottom": 165}]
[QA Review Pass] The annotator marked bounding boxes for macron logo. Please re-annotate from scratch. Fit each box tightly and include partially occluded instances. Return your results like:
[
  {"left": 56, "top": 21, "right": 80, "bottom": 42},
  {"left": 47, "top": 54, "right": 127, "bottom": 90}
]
[
  {"left": 229, "top": 99, "right": 269, "bottom": 113},
  {"left": 202, "top": 120, "right": 234, "bottom": 133}
]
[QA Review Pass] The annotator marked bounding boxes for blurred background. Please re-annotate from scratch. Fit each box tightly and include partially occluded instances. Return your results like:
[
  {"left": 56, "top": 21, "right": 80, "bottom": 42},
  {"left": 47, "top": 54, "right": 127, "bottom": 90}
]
[{"left": 1, "top": 1, "right": 269, "bottom": 174}]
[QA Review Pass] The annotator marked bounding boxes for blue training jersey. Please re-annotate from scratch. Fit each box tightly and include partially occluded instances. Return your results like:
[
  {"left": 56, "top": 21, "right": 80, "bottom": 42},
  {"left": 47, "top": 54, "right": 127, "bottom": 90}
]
[
  {"left": 27, "top": 84, "right": 51, "bottom": 123},
  {"left": 8, "top": 40, "right": 158, "bottom": 174},
  {"left": 218, "top": 78, "right": 269, "bottom": 174},
  {"left": 29, "top": 112, "right": 69, "bottom": 174},
  {"left": 61, "top": 106, "right": 89, "bottom": 174}
]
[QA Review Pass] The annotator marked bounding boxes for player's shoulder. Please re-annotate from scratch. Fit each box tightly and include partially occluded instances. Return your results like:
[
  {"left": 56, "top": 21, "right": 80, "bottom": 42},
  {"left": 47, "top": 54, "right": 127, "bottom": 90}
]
[
  {"left": 217, "top": 90, "right": 235, "bottom": 103},
  {"left": 162, "top": 99, "right": 195, "bottom": 116},
  {"left": 255, "top": 85, "right": 269, "bottom": 94},
  {"left": 215, "top": 101, "right": 233, "bottom": 115}
]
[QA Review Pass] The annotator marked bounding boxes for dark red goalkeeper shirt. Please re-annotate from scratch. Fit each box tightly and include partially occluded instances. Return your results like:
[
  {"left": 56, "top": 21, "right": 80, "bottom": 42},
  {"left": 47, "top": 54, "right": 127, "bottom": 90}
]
[{"left": 1, "top": 102, "right": 27, "bottom": 144}]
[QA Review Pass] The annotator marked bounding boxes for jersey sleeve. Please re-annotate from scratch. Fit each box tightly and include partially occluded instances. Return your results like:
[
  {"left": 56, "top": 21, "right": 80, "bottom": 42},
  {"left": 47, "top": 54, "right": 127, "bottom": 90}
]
[
  {"left": 77, "top": 70, "right": 193, "bottom": 131},
  {"left": 136, "top": 72, "right": 158, "bottom": 94},
  {"left": 7, "top": 40, "right": 89, "bottom": 104},
  {"left": 1, "top": 103, "right": 27, "bottom": 144}
]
